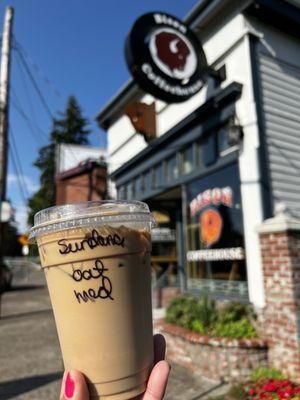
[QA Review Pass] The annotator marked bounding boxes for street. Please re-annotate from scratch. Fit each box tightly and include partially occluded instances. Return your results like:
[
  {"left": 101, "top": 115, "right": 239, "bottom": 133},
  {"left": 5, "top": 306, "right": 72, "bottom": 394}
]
[{"left": 0, "top": 262, "right": 226, "bottom": 400}]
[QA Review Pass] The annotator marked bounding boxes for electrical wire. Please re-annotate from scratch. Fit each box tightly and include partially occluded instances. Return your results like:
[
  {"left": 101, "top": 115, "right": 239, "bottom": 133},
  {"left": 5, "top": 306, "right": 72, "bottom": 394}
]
[
  {"left": 9, "top": 140, "right": 29, "bottom": 203},
  {"left": 13, "top": 37, "right": 63, "bottom": 99},
  {"left": 14, "top": 48, "right": 38, "bottom": 126},
  {"left": 9, "top": 126, "right": 31, "bottom": 199},
  {"left": 14, "top": 43, "right": 54, "bottom": 120},
  {"left": 10, "top": 88, "right": 48, "bottom": 145}
]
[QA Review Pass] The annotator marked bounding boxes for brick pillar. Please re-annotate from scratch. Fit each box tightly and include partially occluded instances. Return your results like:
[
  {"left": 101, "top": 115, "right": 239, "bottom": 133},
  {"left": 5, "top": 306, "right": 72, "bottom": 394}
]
[{"left": 257, "top": 206, "right": 300, "bottom": 382}]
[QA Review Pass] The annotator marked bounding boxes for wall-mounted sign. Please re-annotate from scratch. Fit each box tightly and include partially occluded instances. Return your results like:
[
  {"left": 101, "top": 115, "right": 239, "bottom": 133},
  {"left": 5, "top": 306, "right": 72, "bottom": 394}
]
[
  {"left": 125, "top": 12, "right": 208, "bottom": 103},
  {"left": 190, "top": 187, "right": 233, "bottom": 217},
  {"left": 187, "top": 247, "right": 245, "bottom": 262},
  {"left": 200, "top": 208, "right": 223, "bottom": 247}
]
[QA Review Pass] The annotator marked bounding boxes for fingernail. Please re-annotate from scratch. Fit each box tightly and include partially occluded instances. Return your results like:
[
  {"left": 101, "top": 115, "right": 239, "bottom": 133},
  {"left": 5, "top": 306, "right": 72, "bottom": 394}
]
[{"left": 65, "top": 372, "right": 75, "bottom": 398}]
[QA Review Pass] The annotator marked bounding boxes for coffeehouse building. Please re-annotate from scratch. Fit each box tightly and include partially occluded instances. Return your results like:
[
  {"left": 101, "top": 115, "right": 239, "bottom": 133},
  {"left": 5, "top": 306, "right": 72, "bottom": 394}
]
[{"left": 96, "top": 0, "right": 300, "bottom": 310}]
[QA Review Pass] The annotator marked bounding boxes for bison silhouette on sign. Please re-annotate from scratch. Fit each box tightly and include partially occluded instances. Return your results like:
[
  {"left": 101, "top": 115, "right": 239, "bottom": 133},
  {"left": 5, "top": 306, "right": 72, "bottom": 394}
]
[{"left": 154, "top": 31, "right": 191, "bottom": 72}]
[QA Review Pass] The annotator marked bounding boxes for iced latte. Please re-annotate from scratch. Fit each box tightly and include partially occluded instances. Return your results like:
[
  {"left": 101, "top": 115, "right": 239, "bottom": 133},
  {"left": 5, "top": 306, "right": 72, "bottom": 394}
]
[{"left": 29, "top": 201, "right": 155, "bottom": 400}]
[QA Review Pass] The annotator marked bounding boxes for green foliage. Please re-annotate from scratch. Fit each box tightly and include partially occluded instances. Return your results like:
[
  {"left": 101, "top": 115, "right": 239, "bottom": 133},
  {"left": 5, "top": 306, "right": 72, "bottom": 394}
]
[
  {"left": 166, "top": 295, "right": 258, "bottom": 339},
  {"left": 166, "top": 294, "right": 217, "bottom": 332},
  {"left": 211, "top": 318, "right": 257, "bottom": 339},
  {"left": 217, "top": 302, "right": 256, "bottom": 324},
  {"left": 27, "top": 96, "right": 90, "bottom": 226},
  {"left": 211, "top": 302, "right": 257, "bottom": 338},
  {"left": 251, "top": 367, "right": 285, "bottom": 382},
  {"left": 166, "top": 296, "right": 199, "bottom": 329}
]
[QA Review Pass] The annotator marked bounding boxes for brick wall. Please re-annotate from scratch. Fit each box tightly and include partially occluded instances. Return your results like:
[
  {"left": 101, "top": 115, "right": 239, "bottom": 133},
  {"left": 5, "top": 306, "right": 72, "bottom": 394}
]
[
  {"left": 155, "top": 322, "right": 268, "bottom": 382},
  {"left": 259, "top": 227, "right": 300, "bottom": 382},
  {"left": 56, "top": 163, "right": 107, "bottom": 205}
]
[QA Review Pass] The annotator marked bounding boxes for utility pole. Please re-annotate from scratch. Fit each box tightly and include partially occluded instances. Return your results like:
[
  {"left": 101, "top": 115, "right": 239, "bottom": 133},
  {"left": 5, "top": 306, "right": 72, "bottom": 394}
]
[{"left": 0, "top": 7, "right": 14, "bottom": 306}]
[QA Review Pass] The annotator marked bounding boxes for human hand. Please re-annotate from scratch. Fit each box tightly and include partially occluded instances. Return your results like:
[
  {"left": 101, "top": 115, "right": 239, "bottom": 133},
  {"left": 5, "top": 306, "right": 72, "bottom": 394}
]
[{"left": 60, "top": 334, "right": 170, "bottom": 400}]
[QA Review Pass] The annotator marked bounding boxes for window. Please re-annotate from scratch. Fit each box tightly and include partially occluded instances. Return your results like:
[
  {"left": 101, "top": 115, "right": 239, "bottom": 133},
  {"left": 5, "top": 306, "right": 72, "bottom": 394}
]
[
  {"left": 186, "top": 163, "right": 246, "bottom": 284},
  {"left": 144, "top": 170, "right": 152, "bottom": 191},
  {"left": 166, "top": 155, "right": 179, "bottom": 181},
  {"left": 118, "top": 185, "right": 126, "bottom": 200},
  {"left": 127, "top": 182, "right": 133, "bottom": 200},
  {"left": 135, "top": 176, "right": 142, "bottom": 196},
  {"left": 131, "top": 180, "right": 136, "bottom": 199},
  {"left": 202, "top": 133, "right": 217, "bottom": 166},
  {"left": 153, "top": 163, "right": 164, "bottom": 188},
  {"left": 218, "top": 127, "right": 238, "bottom": 156},
  {"left": 196, "top": 141, "right": 203, "bottom": 167},
  {"left": 182, "top": 146, "right": 194, "bottom": 174}
]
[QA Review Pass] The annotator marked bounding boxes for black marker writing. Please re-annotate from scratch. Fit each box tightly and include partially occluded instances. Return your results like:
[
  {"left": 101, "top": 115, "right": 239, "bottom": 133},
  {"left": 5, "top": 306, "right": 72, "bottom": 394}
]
[
  {"left": 58, "top": 229, "right": 125, "bottom": 255},
  {"left": 73, "top": 259, "right": 114, "bottom": 303}
]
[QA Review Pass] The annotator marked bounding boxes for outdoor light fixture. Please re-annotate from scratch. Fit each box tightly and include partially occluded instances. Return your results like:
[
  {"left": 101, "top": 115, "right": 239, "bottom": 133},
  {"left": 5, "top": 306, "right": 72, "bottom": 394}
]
[{"left": 226, "top": 118, "right": 243, "bottom": 146}]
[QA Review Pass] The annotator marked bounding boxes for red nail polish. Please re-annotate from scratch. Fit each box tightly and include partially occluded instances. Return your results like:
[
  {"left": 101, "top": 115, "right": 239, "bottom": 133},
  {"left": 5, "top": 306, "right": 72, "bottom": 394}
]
[{"left": 65, "top": 372, "right": 75, "bottom": 398}]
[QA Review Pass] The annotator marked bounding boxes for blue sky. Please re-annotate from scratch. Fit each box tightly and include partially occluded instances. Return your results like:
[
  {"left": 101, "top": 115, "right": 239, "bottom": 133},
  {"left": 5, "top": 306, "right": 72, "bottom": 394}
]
[{"left": 0, "top": 0, "right": 198, "bottom": 232}]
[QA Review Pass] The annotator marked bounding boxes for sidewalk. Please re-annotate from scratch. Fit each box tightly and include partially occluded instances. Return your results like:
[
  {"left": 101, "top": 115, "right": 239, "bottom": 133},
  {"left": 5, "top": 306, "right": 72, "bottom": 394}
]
[{"left": 0, "top": 268, "right": 227, "bottom": 399}]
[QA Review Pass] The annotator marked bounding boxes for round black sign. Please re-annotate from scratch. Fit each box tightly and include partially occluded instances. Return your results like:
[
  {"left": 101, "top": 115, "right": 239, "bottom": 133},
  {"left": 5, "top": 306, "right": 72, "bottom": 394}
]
[{"left": 125, "top": 12, "right": 208, "bottom": 103}]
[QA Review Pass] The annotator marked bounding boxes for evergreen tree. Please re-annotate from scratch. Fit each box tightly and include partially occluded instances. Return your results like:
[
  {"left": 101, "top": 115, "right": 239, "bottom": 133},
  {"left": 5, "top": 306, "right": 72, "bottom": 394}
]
[{"left": 28, "top": 96, "right": 90, "bottom": 225}]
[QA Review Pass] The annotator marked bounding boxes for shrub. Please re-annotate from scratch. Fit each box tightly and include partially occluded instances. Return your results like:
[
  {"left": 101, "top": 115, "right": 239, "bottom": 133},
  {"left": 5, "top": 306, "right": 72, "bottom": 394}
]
[
  {"left": 166, "top": 295, "right": 258, "bottom": 339},
  {"left": 165, "top": 296, "right": 198, "bottom": 330},
  {"left": 211, "top": 317, "right": 257, "bottom": 339},
  {"left": 251, "top": 367, "right": 285, "bottom": 381},
  {"left": 217, "top": 302, "right": 256, "bottom": 324}
]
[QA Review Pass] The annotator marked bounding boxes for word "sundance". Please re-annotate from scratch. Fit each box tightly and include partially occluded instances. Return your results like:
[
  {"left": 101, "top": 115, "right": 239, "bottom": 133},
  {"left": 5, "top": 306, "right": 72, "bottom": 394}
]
[{"left": 58, "top": 229, "right": 125, "bottom": 255}]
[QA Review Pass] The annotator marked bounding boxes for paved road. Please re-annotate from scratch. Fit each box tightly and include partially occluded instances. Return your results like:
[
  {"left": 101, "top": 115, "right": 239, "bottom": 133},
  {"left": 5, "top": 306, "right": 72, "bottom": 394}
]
[{"left": 0, "top": 263, "right": 227, "bottom": 400}]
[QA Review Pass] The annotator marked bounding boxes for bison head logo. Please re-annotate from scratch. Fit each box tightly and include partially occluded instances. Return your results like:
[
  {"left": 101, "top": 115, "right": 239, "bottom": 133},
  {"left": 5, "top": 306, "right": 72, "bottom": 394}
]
[
  {"left": 149, "top": 28, "right": 197, "bottom": 81},
  {"left": 200, "top": 208, "right": 223, "bottom": 247}
]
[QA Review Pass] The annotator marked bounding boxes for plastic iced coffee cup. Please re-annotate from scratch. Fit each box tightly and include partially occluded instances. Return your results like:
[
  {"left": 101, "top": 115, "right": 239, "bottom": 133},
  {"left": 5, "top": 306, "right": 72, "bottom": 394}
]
[{"left": 29, "top": 201, "right": 156, "bottom": 400}]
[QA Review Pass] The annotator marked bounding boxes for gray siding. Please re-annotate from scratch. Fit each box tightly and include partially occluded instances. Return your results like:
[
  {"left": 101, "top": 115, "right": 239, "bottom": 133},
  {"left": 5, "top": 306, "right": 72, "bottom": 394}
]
[{"left": 258, "top": 51, "right": 300, "bottom": 217}]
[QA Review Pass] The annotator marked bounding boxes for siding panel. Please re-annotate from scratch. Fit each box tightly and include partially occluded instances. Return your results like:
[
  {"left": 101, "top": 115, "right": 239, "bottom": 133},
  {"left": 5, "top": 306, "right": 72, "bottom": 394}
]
[{"left": 258, "top": 52, "right": 300, "bottom": 217}]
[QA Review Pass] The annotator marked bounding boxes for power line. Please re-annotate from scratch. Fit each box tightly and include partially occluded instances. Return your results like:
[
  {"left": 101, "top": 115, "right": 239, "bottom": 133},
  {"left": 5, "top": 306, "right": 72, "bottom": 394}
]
[
  {"left": 9, "top": 137, "right": 28, "bottom": 204},
  {"left": 14, "top": 42, "right": 54, "bottom": 120},
  {"left": 9, "top": 126, "right": 30, "bottom": 199},
  {"left": 13, "top": 38, "right": 63, "bottom": 99},
  {"left": 10, "top": 88, "right": 48, "bottom": 145},
  {"left": 14, "top": 48, "right": 38, "bottom": 126}
]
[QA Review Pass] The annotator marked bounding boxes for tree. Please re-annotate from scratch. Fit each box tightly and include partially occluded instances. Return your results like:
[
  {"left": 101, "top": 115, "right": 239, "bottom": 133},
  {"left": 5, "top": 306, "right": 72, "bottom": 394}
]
[{"left": 28, "top": 96, "right": 90, "bottom": 225}]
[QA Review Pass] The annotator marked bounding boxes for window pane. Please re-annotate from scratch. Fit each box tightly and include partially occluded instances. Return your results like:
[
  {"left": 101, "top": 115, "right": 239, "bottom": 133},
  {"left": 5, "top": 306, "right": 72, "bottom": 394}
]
[
  {"left": 131, "top": 180, "right": 136, "bottom": 198},
  {"left": 136, "top": 176, "right": 141, "bottom": 195},
  {"left": 197, "top": 142, "right": 203, "bottom": 167},
  {"left": 127, "top": 182, "right": 133, "bottom": 199},
  {"left": 118, "top": 185, "right": 126, "bottom": 200},
  {"left": 202, "top": 133, "right": 217, "bottom": 166},
  {"left": 182, "top": 146, "right": 194, "bottom": 174},
  {"left": 166, "top": 155, "right": 179, "bottom": 181},
  {"left": 144, "top": 170, "right": 152, "bottom": 191},
  {"left": 154, "top": 164, "right": 164, "bottom": 188}
]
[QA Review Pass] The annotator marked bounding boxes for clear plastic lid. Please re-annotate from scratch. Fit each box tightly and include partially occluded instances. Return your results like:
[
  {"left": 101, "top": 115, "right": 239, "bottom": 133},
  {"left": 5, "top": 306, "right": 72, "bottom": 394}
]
[{"left": 29, "top": 200, "right": 156, "bottom": 242}]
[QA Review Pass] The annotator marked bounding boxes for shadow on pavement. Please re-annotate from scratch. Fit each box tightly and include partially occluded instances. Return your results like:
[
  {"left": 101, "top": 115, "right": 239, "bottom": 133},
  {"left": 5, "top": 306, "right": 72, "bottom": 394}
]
[
  {"left": 0, "top": 371, "right": 63, "bottom": 399},
  {"left": 0, "top": 308, "right": 52, "bottom": 321},
  {"left": 189, "top": 381, "right": 226, "bottom": 399}
]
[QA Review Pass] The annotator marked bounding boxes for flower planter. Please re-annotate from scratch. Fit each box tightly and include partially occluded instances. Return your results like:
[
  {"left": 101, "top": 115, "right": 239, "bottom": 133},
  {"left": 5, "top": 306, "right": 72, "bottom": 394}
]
[{"left": 155, "top": 321, "right": 268, "bottom": 382}]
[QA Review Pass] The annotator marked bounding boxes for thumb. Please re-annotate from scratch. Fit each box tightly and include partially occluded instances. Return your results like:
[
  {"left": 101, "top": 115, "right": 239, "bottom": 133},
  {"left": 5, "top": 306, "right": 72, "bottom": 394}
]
[{"left": 60, "top": 370, "right": 90, "bottom": 400}]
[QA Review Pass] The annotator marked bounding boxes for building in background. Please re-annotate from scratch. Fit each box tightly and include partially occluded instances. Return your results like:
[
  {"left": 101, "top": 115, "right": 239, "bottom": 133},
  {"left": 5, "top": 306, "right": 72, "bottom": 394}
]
[
  {"left": 55, "top": 144, "right": 107, "bottom": 205},
  {"left": 96, "top": 0, "right": 300, "bottom": 310}
]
